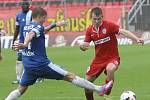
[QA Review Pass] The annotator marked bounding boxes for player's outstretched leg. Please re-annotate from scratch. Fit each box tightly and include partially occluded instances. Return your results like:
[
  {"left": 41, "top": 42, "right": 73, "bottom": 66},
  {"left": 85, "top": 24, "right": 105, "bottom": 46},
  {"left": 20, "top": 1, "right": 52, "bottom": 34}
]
[
  {"left": 64, "top": 73, "right": 113, "bottom": 94},
  {"left": 5, "top": 86, "right": 27, "bottom": 100},
  {"left": 12, "top": 60, "right": 23, "bottom": 84},
  {"left": 5, "top": 89, "right": 21, "bottom": 100}
]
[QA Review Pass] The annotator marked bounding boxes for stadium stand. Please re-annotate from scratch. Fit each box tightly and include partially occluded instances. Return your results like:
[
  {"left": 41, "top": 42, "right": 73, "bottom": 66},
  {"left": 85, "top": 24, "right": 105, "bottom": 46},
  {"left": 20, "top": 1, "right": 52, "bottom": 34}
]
[
  {"left": 128, "top": 0, "right": 150, "bottom": 31},
  {"left": 0, "top": 0, "right": 134, "bottom": 7},
  {"left": 0, "top": 0, "right": 150, "bottom": 32}
]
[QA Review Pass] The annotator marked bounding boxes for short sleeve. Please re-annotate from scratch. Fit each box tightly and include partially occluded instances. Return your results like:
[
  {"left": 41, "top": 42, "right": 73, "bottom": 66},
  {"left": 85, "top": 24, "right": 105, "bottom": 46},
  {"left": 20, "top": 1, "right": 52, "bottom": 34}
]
[
  {"left": 31, "top": 25, "right": 44, "bottom": 38},
  {"left": 109, "top": 22, "right": 119, "bottom": 35}
]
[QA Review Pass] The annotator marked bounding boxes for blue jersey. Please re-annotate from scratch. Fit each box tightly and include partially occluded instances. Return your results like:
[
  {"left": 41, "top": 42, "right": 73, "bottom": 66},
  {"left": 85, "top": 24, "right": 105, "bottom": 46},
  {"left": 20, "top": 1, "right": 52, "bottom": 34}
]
[
  {"left": 16, "top": 10, "right": 32, "bottom": 43},
  {"left": 22, "top": 22, "right": 50, "bottom": 69}
]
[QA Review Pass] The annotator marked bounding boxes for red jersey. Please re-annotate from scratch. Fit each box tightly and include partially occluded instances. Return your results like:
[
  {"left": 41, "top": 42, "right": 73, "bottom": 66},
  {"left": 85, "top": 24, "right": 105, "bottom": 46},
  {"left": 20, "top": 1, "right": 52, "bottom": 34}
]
[{"left": 84, "top": 20, "right": 120, "bottom": 63}]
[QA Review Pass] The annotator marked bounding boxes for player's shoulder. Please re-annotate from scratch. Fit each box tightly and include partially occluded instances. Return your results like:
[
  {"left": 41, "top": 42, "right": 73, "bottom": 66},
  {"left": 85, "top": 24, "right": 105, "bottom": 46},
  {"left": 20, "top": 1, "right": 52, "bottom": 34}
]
[
  {"left": 33, "top": 22, "right": 43, "bottom": 28},
  {"left": 31, "top": 22, "right": 44, "bottom": 30},
  {"left": 86, "top": 25, "right": 93, "bottom": 31},
  {"left": 103, "top": 20, "right": 117, "bottom": 26},
  {"left": 16, "top": 11, "right": 24, "bottom": 17}
]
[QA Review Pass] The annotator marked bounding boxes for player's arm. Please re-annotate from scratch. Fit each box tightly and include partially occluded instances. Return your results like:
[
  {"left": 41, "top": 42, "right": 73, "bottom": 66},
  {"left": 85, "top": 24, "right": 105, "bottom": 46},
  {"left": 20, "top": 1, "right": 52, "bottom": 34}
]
[
  {"left": 13, "top": 12, "right": 20, "bottom": 44},
  {"left": 79, "top": 27, "right": 91, "bottom": 51},
  {"left": 12, "top": 26, "right": 20, "bottom": 44},
  {"left": 13, "top": 32, "right": 35, "bottom": 50},
  {"left": 23, "top": 32, "right": 35, "bottom": 48},
  {"left": 119, "top": 29, "right": 144, "bottom": 45},
  {"left": 44, "top": 20, "right": 68, "bottom": 33},
  {"left": 13, "top": 13, "right": 21, "bottom": 44},
  {"left": 12, "top": 25, "right": 19, "bottom": 50},
  {"left": 44, "top": 23, "right": 56, "bottom": 33}
]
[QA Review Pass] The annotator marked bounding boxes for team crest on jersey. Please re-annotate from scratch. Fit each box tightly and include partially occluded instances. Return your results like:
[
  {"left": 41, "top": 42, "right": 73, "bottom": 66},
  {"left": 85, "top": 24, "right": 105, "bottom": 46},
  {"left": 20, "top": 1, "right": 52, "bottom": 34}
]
[{"left": 102, "top": 28, "right": 107, "bottom": 34}]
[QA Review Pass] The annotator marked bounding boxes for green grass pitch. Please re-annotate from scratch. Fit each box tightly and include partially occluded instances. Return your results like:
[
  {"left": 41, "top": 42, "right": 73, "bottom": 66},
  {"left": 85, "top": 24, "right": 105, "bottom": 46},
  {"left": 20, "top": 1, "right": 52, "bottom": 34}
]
[{"left": 0, "top": 45, "right": 150, "bottom": 100}]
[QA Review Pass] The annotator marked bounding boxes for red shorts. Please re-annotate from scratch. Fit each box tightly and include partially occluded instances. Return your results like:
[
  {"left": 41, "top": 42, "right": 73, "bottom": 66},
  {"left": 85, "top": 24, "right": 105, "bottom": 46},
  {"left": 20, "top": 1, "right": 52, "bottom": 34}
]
[{"left": 86, "top": 58, "right": 120, "bottom": 77}]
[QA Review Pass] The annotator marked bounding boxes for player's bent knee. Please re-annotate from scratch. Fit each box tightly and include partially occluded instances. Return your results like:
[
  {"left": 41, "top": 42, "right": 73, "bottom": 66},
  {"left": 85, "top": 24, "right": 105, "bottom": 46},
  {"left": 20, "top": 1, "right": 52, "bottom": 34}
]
[
  {"left": 18, "top": 85, "right": 28, "bottom": 95},
  {"left": 64, "top": 72, "right": 75, "bottom": 82},
  {"left": 86, "top": 75, "right": 96, "bottom": 82},
  {"left": 106, "top": 63, "right": 117, "bottom": 72}
]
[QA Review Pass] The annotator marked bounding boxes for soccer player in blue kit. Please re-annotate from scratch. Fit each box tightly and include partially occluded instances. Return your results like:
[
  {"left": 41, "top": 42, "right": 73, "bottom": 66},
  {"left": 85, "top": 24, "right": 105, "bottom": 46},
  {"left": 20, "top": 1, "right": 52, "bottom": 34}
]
[
  {"left": 12, "top": 0, "right": 67, "bottom": 84},
  {"left": 5, "top": 7, "right": 113, "bottom": 100},
  {"left": 12, "top": 0, "right": 32, "bottom": 84}
]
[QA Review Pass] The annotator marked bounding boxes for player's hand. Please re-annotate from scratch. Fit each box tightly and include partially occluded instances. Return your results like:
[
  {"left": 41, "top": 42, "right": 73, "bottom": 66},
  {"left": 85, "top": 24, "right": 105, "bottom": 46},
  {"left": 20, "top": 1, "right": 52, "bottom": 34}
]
[
  {"left": 136, "top": 38, "right": 144, "bottom": 45},
  {"left": 12, "top": 41, "right": 15, "bottom": 50},
  {"left": 12, "top": 41, "right": 18, "bottom": 51},
  {"left": 56, "top": 20, "right": 68, "bottom": 27},
  {"left": 12, "top": 40, "right": 18, "bottom": 50},
  {"left": 12, "top": 41, "right": 20, "bottom": 51},
  {"left": 12, "top": 42, "right": 24, "bottom": 51},
  {"left": 79, "top": 42, "right": 89, "bottom": 51}
]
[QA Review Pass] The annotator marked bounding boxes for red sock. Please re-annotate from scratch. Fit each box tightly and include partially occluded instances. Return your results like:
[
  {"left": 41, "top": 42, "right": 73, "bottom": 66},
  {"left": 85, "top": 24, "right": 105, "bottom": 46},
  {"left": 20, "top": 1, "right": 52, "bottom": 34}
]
[
  {"left": 105, "top": 79, "right": 114, "bottom": 83},
  {"left": 85, "top": 92, "right": 94, "bottom": 100},
  {"left": 105, "top": 79, "right": 109, "bottom": 84}
]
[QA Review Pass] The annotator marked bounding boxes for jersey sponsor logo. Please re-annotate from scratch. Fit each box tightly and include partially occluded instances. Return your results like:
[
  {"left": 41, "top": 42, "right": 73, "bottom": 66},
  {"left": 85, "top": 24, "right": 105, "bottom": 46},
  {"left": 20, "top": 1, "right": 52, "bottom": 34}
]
[
  {"left": 94, "top": 36, "right": 110, "bottom": 45},
  {"left": 24, "top": 25, "right": 34, "bottom": 30},
  {"left": 22, "top": 51, "right": 35, "bottom": 56}
]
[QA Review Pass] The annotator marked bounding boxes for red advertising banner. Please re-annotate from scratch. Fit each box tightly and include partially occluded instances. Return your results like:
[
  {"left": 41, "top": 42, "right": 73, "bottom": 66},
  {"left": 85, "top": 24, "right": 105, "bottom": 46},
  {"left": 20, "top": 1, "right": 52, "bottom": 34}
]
[
  {"left": 0, "top": 5, "right": 131, "bottom": 36},
  {"left": 1, "top": 4, "right": 139, "bottom": 48}
]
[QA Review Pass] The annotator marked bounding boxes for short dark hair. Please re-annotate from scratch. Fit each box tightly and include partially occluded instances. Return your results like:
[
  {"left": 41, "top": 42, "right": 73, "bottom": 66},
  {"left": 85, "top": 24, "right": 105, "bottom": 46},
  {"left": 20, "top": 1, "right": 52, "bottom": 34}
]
[
  {"left": 90, "top": 7, "right": 103, "bottom": 18},
  {"left": 32, "top": 7, "right": 47, "bottom": 18},
  {"left": 21, "top": 0, "right": 30, "bottom": 6}
]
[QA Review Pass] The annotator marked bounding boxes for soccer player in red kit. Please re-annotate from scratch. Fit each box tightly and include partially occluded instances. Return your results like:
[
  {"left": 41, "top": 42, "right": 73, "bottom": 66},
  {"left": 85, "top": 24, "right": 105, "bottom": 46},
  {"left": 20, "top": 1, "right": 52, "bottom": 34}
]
[{"left": 79, "top": 7, "right": 144, "bottom": 100}]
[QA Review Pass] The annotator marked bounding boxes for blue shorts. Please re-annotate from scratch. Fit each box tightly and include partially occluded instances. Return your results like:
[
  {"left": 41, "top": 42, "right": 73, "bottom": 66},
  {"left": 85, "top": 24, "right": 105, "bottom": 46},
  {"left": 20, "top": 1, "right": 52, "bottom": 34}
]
[{"left": 20, "top": 62, "right": 68, "bottom": 86}]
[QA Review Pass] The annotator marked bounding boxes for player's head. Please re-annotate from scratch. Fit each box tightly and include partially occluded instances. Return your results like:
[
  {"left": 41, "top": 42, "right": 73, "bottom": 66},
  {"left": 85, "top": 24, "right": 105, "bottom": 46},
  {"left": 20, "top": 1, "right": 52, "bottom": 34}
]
[
  {"left": 32, "top": 7, "right": 47, "bottom": 24},
  {"left": 21, "top": 0, "right": 30, "bottom": 13},
  {"left": 90, "top": 7, "right": 103, "bottom": 27}
]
